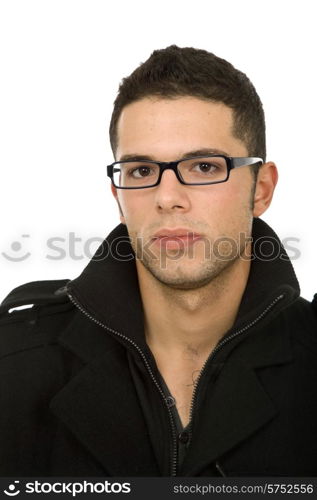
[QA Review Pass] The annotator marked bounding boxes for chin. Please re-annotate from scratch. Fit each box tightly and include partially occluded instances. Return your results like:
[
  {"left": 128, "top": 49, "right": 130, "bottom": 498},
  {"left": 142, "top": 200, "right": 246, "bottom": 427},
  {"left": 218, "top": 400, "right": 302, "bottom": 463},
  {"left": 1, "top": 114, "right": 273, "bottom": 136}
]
[{"left": 142, "top": 258, "right": 231, "bottom": 291}]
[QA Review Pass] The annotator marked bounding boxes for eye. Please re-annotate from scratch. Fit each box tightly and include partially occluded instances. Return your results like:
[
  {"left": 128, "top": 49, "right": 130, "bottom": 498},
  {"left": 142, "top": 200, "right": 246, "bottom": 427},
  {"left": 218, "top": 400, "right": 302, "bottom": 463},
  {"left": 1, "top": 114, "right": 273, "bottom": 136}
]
[
  {"left": 192, "top": 161, "right": 218, "bottom": 174},
  {"left": 128, "top": 165, "right": 154, "bottom": 178}
]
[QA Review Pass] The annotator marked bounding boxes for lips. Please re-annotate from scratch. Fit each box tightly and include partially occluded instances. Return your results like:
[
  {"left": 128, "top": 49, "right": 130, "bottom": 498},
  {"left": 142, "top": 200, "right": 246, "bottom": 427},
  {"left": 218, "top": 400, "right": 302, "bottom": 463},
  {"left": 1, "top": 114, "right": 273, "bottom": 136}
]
[
  {"left": 152, "top": 228, "right": 203, "bottom": 249},
  {"left": 153, "top": 228, "right": 202, "bottom": 239}
]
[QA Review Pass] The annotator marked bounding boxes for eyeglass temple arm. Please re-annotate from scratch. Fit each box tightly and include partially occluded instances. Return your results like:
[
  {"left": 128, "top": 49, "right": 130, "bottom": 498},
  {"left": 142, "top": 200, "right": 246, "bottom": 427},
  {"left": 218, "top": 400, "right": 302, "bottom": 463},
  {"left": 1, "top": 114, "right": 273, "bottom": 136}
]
[{"left": 232, "top": 157, "right": 263, "bottom": 169}]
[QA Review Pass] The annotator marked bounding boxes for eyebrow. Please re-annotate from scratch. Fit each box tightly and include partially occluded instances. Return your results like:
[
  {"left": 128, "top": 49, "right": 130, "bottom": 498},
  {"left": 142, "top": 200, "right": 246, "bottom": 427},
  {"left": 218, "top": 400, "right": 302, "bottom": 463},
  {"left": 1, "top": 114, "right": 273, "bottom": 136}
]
[{"left": 118, "top": 148, "right": 230, "bottom": 162}]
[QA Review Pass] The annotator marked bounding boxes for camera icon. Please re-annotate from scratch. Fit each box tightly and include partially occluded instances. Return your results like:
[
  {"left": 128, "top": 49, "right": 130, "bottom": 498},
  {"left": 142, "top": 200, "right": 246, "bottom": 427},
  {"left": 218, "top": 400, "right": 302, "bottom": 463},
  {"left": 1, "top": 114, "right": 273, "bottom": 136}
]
[{"left": 3, "top": 481, "right": 20, "bottom": 496}]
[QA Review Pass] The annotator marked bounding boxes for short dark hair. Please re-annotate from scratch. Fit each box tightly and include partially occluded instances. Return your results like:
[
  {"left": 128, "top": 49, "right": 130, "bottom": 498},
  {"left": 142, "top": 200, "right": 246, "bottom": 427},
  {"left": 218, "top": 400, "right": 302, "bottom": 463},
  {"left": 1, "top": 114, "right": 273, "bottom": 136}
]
[{"left": 109, "top": 45, "right": 266, "bottom": 169}]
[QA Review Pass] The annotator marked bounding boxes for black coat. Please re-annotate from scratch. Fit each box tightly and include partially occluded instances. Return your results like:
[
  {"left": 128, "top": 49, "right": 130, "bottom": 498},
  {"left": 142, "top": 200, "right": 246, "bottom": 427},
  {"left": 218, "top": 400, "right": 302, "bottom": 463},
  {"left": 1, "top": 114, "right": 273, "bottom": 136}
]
[{"left": 0, "top": 219, "right": 317, "bottom": 477}]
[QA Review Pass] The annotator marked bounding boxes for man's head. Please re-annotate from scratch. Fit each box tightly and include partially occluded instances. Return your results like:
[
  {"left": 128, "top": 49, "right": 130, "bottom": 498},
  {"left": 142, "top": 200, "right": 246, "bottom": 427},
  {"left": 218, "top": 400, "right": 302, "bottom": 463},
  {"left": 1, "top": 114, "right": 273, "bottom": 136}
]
[
  {"left": 110, "top": 45, "right": 266, "bottom": 165},
  {"left": 109, "top": 45, "right": 277, "bottom": 290}
]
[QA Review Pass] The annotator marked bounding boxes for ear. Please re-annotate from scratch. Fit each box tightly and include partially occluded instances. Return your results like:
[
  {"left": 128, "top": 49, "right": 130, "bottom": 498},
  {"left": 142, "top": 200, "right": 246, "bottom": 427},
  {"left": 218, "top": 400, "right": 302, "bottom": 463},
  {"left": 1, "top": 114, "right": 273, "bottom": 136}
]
[
  {"left": 111, "top": 184, "right": 126, "bottom": 225},
  {"left": 253, "top": 162, "right": 278, "bottom": 217}
]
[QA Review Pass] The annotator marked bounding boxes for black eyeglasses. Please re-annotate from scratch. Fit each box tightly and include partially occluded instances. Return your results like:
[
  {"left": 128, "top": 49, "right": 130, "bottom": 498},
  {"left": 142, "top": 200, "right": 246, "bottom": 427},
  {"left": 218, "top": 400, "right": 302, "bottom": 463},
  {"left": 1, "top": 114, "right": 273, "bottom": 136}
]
[{"left": 107, "top": 155, "right": 263, "bottom": 189}]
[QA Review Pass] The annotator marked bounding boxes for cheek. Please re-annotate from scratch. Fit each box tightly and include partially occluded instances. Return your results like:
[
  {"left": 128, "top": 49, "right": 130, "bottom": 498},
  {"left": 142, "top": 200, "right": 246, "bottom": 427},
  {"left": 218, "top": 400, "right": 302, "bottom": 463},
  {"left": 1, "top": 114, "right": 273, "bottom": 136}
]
[
  {"left": 202, "top": 183, "right": 243, "bottom": 212},
  {"left": 202, "top": 180, "right": 253, "bottom": 230},
  {"left": 118, "top": 192, "right": 149, "bottom": 226},
  {"left": 225, "top": 171, "right": 254, "bottom": 207}
]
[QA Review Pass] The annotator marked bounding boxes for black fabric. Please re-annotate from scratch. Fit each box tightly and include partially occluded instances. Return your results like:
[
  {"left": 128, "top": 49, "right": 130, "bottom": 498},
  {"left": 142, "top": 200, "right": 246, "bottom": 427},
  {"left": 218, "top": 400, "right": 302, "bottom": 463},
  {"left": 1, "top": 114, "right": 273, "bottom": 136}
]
[
  {"left": 0, "top": 279, "right": 70, "bottom": 315},
  {"left": 157, "top": 373, "right": 190, "bottom": 469},
  {"left": 0, "top": 218, "right": 317, "bottom": 476}
]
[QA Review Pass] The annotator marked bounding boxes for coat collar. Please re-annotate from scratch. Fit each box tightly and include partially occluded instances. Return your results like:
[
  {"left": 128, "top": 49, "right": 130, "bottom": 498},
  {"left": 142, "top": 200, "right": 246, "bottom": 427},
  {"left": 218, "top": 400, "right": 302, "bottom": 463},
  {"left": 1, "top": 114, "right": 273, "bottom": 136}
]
[{"left": 65, "top": 217, "right": 300, "bottom": 351}]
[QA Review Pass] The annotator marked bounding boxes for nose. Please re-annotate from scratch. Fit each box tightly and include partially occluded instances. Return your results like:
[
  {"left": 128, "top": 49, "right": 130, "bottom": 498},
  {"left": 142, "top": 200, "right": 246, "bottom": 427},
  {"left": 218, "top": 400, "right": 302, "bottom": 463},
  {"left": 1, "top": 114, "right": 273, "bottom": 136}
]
[{"left": 154, "top": 168, "right": 190, "bottom": 213}]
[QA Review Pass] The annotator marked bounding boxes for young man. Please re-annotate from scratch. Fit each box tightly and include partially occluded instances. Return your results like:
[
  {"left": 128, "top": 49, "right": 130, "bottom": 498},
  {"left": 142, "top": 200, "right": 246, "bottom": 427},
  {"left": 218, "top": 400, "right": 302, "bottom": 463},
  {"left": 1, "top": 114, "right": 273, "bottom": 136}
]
[{"left": 0, "top": 45, "right": 316, "bottom": 477}]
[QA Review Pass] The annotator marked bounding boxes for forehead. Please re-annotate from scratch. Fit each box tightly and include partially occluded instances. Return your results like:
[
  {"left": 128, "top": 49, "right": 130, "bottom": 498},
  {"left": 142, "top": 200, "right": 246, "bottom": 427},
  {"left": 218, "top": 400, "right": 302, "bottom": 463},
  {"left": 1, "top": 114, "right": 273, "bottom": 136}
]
[{"left": 116, "top": 96, "right": 247, "bottom": 160}]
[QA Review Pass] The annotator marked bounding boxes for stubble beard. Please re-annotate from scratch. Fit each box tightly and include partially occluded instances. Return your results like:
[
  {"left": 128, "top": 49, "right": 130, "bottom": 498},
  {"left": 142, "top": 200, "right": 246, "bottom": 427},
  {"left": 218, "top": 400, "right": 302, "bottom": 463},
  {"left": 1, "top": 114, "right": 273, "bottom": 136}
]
[{"left": 133, "top": 228, "right": 252, "bottom": 291}]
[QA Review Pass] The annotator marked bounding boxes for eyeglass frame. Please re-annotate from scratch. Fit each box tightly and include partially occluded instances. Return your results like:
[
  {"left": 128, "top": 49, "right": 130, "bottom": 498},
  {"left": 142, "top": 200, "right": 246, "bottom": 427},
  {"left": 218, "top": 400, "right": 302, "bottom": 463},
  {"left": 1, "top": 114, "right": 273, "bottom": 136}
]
[{"left": 107, "top": 155, "right": 263, "bottom": 189}]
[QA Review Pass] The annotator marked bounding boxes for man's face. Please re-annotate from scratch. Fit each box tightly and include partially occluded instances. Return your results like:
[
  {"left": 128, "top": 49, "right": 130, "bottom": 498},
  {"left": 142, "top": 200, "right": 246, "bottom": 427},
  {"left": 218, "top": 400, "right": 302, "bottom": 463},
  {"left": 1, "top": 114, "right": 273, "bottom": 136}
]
[{"left": 112, "top": 96, "right": 256, "bottom": 290}]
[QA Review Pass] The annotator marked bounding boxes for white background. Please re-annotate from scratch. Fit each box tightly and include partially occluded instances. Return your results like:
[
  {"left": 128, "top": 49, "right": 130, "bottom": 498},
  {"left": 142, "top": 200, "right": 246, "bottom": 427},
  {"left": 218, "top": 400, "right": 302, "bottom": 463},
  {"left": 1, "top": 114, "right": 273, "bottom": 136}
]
[{"left": 0, "top": 0, "right": 316, "bottom": 302}]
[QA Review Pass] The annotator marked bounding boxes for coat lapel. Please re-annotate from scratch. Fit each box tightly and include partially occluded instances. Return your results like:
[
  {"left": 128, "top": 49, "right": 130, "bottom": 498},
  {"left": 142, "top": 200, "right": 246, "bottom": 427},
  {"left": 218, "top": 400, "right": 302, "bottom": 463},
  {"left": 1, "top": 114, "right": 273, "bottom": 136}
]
[
  {"left": 50, "top": 343, "right": 160, "bottom": 476},
  {"left": 183, "top": 323, "right": 293, "bottom": 476},
  {"left": 182, "top": 359, "right": 276, "bottom": 475}
]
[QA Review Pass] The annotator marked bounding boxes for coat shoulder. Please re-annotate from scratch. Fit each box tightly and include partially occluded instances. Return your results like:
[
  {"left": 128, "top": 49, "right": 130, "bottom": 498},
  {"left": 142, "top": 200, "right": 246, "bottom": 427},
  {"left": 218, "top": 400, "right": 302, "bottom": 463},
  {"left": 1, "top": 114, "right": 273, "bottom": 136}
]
[
  {"left": 0, "top": 279, "right": 75, "bottom": 359},
  {"left": 284, "top": 294, "right": 317, "bottom": 351},
  {"left": 0, "top": 278, "right": 71, "bottom": 315},
  {"left": 312, "top": 293, "right": 317, "bottom": 317},
  {"left": 289, "top": 294, "right": 317, "bottom": 324}
]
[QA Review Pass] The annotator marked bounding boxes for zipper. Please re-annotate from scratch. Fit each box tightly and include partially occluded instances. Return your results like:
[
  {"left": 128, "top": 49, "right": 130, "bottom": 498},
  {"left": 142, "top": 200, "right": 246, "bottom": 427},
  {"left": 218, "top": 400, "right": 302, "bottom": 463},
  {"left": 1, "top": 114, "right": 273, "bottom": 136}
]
[
  {"left": 66, "top": 287, "right": 284, "bottom": 476},
  {"left": 66, "top": 288, "right": 179, "bottom": 477},
  {"left": 187, "top": 294, "right": 285, "bottom": 441}
]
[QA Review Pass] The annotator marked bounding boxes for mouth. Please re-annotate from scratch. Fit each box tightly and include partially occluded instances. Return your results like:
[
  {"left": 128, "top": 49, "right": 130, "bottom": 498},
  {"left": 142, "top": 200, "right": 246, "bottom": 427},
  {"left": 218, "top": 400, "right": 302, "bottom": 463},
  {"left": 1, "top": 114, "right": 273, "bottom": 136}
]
[{"left": 152, "top": 228, "right": 203, "bottom": 250}]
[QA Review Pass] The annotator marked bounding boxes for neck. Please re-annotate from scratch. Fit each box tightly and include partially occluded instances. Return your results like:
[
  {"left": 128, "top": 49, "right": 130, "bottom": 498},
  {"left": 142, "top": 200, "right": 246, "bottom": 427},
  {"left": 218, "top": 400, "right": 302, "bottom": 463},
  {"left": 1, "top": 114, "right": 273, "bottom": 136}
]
[{"left": 137, "top": 252, "right": 251, "bottom": 359}]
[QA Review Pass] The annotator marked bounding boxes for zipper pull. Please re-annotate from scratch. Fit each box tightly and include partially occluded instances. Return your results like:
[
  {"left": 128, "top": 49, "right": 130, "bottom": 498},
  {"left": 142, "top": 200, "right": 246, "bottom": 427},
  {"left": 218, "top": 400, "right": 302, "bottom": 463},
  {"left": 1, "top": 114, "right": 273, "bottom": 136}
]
[{"left": 165, "top": 396, "right": 176, "bottom": 408}]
